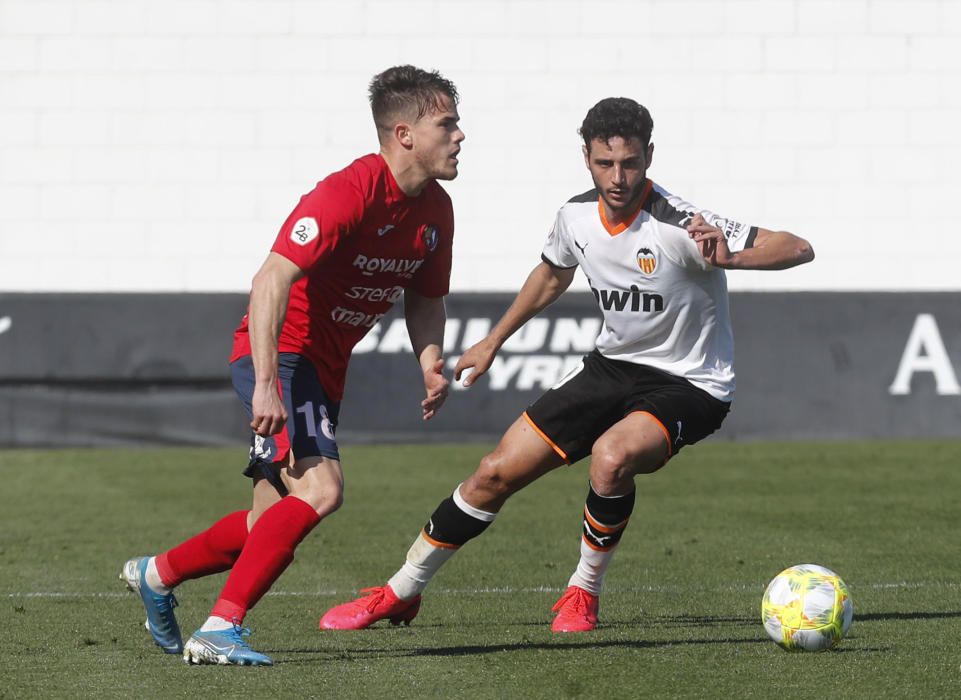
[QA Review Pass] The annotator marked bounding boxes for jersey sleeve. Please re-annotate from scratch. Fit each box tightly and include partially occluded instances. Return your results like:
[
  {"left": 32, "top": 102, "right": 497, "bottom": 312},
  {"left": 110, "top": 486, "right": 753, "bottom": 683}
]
[
  {"left": 408, "top": 195, "right": 454, "bottom": 298},
  {"left": 659, "top": 189, "right": 757, "bottom": 253},
  {"left": 650, "top": 185, "right": 758, "bottom": 271},
  {"left": 541, "top": 208, "right": 578, "bottom": 269},
  {"left": 270, "top": 175, "right": 365, "bottom": 271},
  {"left": 709, "top": 212, "right": 757, "bottom": 253}
]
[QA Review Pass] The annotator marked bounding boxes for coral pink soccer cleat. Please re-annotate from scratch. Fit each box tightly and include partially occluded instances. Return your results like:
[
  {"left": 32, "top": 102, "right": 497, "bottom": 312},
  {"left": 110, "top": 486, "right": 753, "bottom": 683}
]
[
  {"left": 551, "top": 585, "right": 599, "bottom": 632},
  {"left": 319, "top": 585, "right": 421, "bottom": 630}
]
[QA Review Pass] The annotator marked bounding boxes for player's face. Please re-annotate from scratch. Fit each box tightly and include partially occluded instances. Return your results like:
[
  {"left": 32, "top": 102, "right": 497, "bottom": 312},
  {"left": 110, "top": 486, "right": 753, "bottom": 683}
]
[
  {"left": 411, "top": 93, "right": 465, "bottom": 181},
  {"left": 583, "top": 136, "right": 653, "bottom": 218}
]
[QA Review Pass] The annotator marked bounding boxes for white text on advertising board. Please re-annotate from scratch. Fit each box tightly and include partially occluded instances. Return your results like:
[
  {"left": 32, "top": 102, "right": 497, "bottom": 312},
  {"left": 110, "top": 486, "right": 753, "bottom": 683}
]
[
  {"left": 353, "top": 317, "right": 601, "bottom": 391},
  {"left": 889, "top": 314, "right": 960, "bottom": 395}
]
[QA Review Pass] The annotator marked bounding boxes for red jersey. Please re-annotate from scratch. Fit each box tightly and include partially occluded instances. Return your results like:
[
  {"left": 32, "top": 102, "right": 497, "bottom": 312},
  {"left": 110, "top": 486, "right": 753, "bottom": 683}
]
[{"left": 230, "top": 154, "right": 454, "bottom": 401}]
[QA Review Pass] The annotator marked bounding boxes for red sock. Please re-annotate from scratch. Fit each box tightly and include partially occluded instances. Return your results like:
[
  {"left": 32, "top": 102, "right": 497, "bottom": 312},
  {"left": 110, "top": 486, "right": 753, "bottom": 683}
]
[
  {"left": 155, "top": 510, "right": 250, "bottom": 588},
  {"left": 210, "top": 496, "right": 320, "bottom": 624}
]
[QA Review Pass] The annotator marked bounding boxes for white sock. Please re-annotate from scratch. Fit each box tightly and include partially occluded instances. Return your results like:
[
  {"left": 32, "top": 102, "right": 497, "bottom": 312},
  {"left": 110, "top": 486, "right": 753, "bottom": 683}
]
[
  {"left": 144, "top": 557, "right": 170, "bottom": 594},
  {"left": 387, "top": 483, "right": 496, "bottom": 600},
  {"left": 567, "top": 536, "right": 618, "bottom": 596},
  {"left": 200, "top": 616, "right": 234, "bottom": 632},
  {"left": 388, "top": 533, "right": 458, "bottom": 600}
]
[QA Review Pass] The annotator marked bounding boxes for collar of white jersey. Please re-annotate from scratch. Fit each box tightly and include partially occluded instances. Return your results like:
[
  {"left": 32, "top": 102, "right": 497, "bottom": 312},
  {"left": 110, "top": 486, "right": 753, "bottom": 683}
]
[{"left": 597, "top": 179, "right": 654, "bottom": 236}]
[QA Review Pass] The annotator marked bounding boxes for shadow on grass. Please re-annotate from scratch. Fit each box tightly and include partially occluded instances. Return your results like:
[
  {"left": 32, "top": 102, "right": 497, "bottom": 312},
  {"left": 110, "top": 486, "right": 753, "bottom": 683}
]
[
  {"left": 411, "top": 635, "right": 772, "bottom": 657},
  {"left": 271, "top": 635, "right": 771, "bottom": 664},
  {"left": 635, "top": 614, "right": 756, "bottom": 627},
  {"left": 272, "top": 633, "right": 899, "bottom": 664},
  {"left": 855, "top": 610, "right": 961, "bottom": 622},
  {"left": 268, "top": 609, "right": 954, "bottom": 663},
  {"left": 627, "top": 609, "right": 961, "bottom": 627}
]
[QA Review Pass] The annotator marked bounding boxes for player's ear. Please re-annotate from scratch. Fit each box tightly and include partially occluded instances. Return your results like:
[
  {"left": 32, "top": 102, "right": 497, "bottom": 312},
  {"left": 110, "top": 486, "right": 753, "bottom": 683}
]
[
  {"left": 646, "top": 142, "right": 654, "bottom": 169},
  {"left": 582, "top": 144, "right": 590, "bottom": 169},
  {"left": 394, "top": 122, "right": 414, "bottom": 150}
]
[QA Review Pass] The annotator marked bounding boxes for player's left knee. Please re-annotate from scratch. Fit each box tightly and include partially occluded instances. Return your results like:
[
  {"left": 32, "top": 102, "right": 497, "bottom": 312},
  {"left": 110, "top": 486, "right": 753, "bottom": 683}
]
[
  {"left": 296, "top": 486, "right": 343, "bottom": 518},
  {"left": 589, "top": 439, "right": 666, "bottom": 492},
  {"left": 284, "top": 458, "right": 345, "bottom": 517},
  {"left": 588, "top": 444, "right": 638, "bottom": 493}
]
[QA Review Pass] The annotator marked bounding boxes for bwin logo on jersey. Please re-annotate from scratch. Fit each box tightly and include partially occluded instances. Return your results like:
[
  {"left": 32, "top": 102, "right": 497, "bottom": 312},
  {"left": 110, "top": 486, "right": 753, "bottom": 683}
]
[
  {"left": 591, "top": 285, "right": 664, "bottom": 313},
  {"left": 637, "top": 247, "right": 657, "bottom": 275}
]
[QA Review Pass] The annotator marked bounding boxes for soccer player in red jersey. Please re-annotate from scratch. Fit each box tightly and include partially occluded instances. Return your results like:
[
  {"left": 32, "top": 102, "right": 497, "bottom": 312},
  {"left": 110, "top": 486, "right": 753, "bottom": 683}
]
[
  {"left": 320, "top": 97, "right": 814, "bottom": 634},
  {"left": 121, "top": 65, "right": 464, "bottom": 666}
]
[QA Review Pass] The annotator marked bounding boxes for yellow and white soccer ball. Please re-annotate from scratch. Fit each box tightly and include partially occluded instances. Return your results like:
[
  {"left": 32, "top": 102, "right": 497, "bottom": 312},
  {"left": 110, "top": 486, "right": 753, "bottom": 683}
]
[{"left": 761, "top": 564, "right": 853, "bottom": 651}]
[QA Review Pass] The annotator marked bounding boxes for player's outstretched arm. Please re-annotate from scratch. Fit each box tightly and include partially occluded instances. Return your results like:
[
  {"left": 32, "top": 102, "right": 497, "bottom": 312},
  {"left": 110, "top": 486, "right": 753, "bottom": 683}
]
[
  {"left": 454, "top": 261, "right": 576, "bottom": 387},
  {"left": 248, "top": 252, "right": 304, "bottom": 436},
  {"left": 404, "top": 290, "right": 450, "bottom": 421},
  {"left": 687, "top": 214, "right": 815, "bottom": 270}
]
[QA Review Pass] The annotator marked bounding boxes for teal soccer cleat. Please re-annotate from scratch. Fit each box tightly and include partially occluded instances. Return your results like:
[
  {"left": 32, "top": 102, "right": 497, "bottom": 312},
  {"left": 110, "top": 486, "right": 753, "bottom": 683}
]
[
  {"left": 182, "top": 625, "right": 274, "bottom": 666},
  {"left": 120, "top": 556, "right": 183, "bottom": 654}
]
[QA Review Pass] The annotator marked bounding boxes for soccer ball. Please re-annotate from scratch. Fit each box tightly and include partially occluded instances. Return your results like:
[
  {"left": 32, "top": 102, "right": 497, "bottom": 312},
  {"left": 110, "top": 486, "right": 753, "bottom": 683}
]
[{"left": 761, "top": 564, "right": 853, "bottom": 651}]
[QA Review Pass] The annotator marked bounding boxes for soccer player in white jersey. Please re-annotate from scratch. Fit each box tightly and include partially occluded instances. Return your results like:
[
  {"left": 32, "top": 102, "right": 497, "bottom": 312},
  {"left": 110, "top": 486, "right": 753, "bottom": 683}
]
[{"left": 321, "top": 97, "right": 814, "bottom": 632}]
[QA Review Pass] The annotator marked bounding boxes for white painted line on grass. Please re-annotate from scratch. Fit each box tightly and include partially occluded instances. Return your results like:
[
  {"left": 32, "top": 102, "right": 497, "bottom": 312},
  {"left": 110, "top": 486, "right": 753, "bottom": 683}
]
[{"left": 6, "top": 581, "right": 960, "bottom": 599}]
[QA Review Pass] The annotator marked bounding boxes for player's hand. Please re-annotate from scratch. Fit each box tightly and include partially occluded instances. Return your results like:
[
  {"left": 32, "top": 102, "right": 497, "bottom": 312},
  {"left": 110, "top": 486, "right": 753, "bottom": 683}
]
[
  {"left": 421, "top": 358, "right": 449, "bottom": 421},
  {"left": 251, "top": 382, "right": 287, "bottom": 436},
  {"left": 453, "top": 337, "right": 498, "bottom": 388},
  {"left": 687, "top": 213, "right": 735, "bottom": 268}
]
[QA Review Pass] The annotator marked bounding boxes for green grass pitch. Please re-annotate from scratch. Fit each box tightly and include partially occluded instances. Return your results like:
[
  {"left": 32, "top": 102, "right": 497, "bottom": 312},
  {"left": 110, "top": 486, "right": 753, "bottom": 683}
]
[{"left": 2, "top": 441, "right": 960, "bottom": 698}]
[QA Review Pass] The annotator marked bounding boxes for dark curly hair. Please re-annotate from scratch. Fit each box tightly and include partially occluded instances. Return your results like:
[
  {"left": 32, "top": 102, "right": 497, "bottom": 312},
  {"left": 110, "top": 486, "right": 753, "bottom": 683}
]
[
  {"left": 369, "top": 65, "right": 459, "bottom": 140},
  {"left": 579, "top": 97, "right": 653, "bottom": 151}
]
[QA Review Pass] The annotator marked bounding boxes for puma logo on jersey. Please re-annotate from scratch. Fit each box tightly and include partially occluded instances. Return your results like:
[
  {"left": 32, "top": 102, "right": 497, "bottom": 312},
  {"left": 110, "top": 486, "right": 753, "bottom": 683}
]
[
  {"left": 591, "top": 285, "right": 664, "bottom": 313},
  {"left": 675, "top": 421, "right": 683, "bottom": 444},
  {"left": 574, "top": 239, "right": 589, "bottom": 255},
  {"left": 376, "top": 224, "right": 396, "bottom": 237}
]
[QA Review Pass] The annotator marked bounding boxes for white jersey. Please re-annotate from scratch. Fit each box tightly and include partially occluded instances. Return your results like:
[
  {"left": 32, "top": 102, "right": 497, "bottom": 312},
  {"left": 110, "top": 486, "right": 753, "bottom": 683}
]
[{"left": 541, "top": 181, "right": 756, "bottom": 402}]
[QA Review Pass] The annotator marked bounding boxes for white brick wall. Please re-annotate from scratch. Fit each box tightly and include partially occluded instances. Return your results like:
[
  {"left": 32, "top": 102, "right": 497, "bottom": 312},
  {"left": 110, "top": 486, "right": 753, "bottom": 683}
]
[{"left": 1, "top": 0, "right": 960, "bottom": 292}]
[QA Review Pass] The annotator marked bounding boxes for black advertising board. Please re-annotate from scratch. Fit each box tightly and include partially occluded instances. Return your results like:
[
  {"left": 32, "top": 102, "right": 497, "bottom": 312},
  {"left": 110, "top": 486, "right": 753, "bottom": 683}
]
[{"left": 0, "top": 292, "right": 958, "bottom": 447}]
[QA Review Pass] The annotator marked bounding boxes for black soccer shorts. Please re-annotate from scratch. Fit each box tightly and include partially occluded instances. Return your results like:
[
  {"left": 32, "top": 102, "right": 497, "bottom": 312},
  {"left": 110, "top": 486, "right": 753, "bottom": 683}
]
[{"left": 524, "top": 350, "right": 731, "bottom": 464}]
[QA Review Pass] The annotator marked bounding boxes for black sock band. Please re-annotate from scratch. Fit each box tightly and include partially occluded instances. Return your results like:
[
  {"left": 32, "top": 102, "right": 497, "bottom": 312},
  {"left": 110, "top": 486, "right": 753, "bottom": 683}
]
[
  {"left": 583, "top": 483, "right": 636, "bottom": 551},
  {"left": 423, "top": 495, "right": 493, "bottom": 548}
]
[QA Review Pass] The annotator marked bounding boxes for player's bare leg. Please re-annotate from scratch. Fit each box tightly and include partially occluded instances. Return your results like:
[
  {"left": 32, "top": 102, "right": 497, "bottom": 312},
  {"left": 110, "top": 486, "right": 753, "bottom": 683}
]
[
  {"left": 458, "top": 415, "right": 568, "bottom": 512},
  {"left": 249, "top": 472, "right": 285, "bottom": 525},
  {"left": 553, "top": 411, "right": 670, "bottom": 632},
  {"left": 184, "top": 455, "right": 342, "bottom": 665},
  {"left": 589, "top": 411, "right": 670, "bottom": 494},
  {"left": 319, "top": 416, "right": 565, "bottom": 630}
]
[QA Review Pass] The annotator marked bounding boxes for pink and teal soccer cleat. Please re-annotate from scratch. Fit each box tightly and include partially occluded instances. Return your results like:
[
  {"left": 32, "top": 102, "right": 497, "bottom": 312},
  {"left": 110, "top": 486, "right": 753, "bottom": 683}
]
[
  {"left": 551, "top": 585, "right": 599, "bottom": 633},
  {"left": 319, "top": 585, "right": 421, "bottom": 630}
]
